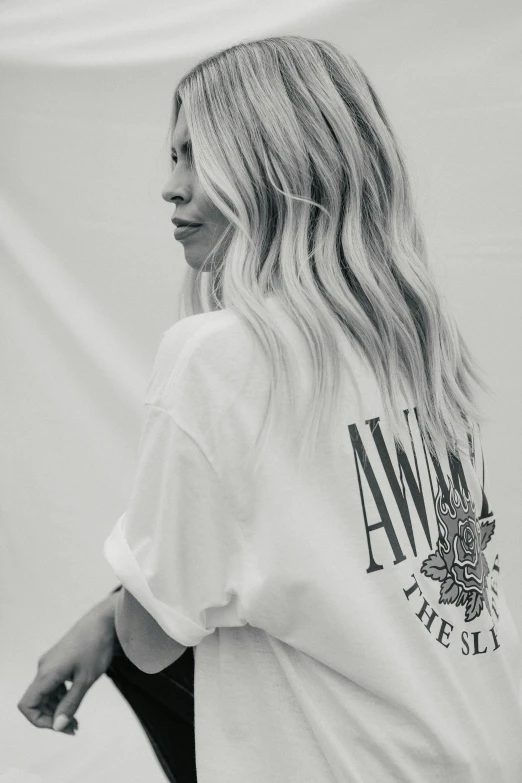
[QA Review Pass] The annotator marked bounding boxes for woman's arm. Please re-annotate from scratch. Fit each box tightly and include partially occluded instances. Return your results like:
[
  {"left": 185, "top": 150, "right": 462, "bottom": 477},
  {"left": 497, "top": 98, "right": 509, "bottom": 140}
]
[
  {"left": 115, "top": 587, "right": 188, "bottom": 674},
  {"left": 17, "top": 590, "right": 121, "bottom": 734}
]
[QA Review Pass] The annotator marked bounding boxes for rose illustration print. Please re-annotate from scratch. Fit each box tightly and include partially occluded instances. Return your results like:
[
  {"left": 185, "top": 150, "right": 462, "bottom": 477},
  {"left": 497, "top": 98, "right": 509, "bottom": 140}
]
[{"left": 421, "top": 477, "right": 496, "bottom": 623}]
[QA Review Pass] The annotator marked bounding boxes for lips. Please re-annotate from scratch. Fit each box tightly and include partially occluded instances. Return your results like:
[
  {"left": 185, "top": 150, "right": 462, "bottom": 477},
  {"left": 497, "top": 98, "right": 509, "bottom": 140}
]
[{"left": 174, "top": 224, "right": 201, "bottom": 240}]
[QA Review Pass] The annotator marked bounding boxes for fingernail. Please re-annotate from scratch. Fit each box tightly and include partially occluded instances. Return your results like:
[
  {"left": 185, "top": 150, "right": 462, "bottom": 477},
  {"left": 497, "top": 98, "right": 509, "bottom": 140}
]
[{"left": 53, "top": 714, "right": 70, "bottom": 731}]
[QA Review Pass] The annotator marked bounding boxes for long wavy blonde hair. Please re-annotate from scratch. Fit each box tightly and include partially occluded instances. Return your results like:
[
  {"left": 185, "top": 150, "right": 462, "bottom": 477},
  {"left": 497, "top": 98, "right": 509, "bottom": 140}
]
[{"left": 167, "top": 35, "right": 491, "bottom": 474}]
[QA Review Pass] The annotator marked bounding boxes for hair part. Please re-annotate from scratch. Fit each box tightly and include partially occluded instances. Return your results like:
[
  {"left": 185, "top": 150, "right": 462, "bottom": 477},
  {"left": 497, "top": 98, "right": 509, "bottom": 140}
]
[{"left": 167, "top": 35, "right": 492, "bottom": 475}]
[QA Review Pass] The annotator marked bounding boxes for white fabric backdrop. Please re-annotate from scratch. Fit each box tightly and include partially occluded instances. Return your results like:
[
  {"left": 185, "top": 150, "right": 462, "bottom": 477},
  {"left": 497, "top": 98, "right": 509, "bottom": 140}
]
[{"left": 1, "top": 0, "right": 521, "bottom": 779}]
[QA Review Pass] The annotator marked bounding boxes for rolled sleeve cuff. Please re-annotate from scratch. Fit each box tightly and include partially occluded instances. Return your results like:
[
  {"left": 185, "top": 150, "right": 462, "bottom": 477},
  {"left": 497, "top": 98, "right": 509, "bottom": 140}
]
[{"left": 103, "top": 513, "right": 212, "bottom": 648}]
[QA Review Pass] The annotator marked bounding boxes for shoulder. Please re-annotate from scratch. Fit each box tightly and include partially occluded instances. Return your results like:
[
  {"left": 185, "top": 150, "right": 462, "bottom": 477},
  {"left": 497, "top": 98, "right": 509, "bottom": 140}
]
[
  {"left": 160, "top": 308, "right": 246, "bottom": 359},
  {"left": 157, "top": 308, "right": 254, "bottom": 378},
  {"left": 145, "top": 308, "right": 256, "bottom": 409}
]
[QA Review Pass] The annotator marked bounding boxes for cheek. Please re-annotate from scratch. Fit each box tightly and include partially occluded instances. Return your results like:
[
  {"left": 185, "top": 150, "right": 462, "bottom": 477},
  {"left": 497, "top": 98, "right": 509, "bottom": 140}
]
[
  {"left": 198, "top": 194, "right": 227, "bottom": 228},
  {"left": 207, "top": 208, "right": 228, "bottom": 231}
]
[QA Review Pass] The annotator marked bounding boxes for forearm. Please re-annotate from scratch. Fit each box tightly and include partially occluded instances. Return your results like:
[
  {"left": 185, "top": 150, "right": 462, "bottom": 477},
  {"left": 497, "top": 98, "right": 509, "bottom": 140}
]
[{"left": 91, "top": 586, "right": 120, "bottom": 628}]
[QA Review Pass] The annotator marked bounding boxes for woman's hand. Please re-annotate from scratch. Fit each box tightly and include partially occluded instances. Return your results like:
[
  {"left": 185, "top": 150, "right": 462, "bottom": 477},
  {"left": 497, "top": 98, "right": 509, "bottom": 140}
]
[{"left": 17, "top": 590, "right": 120, "bottom": 735}]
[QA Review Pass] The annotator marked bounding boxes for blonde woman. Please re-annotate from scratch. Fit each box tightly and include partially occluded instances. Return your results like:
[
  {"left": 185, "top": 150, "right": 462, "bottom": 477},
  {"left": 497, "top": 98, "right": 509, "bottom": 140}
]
[{"left": 18, "top": 35, "right": 522, "bottom": 783}]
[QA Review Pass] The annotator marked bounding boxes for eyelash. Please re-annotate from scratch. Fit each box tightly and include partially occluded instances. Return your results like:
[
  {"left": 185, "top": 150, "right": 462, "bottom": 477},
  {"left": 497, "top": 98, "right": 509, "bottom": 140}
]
[{"left": 170, "top": 152, "right": 192, "bottom": 165}]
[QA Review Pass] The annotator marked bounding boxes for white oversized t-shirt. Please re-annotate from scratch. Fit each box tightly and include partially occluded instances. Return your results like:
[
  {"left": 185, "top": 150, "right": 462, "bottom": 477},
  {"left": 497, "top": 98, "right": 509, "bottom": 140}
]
[{"left": 104, "top": 298, "right": 522, "bottom": 782}]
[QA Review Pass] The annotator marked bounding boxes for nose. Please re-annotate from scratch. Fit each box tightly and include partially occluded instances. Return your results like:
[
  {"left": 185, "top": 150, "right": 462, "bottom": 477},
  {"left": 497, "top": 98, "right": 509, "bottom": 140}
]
[
  {"left": 161, "top": 175, "right": 177, "bottom": 203},
  {"left": 161, "top": 170, "right": 189, "bottom": 204}
]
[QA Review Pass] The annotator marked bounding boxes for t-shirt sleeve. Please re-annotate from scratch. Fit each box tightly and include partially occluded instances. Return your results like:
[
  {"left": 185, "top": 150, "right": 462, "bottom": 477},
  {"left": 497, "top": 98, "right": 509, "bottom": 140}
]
[{"left": 103, "top": 402, "right": 248, "bottom": 648}]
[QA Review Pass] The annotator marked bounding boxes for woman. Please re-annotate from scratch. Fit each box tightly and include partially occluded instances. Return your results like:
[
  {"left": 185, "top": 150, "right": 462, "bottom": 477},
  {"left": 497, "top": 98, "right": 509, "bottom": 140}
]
[{"left": 17, "top": 35, "right": 522, "bottom": 782}]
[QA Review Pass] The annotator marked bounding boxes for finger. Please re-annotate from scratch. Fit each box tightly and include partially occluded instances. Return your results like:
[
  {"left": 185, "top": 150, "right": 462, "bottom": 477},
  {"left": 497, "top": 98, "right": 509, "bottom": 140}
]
[
  {"left": 49, "top": 683, "right": 68, "bottom": 701},
  {"left": 18, "top": 676, "right": 62, "bottom": 729},
  {"left": 40, "top": 698, "right": 79, "bottom": 730},
  {"left": 52, "top": 676, "right": 91, "bottom": 731},
  {"left": 18, "top": 674, "right": 76, "bottom": 730},
  {"left": 45, "top": 684, "right": 69, "bottom": 712},
  {"left": 41, "top": 682, "right": 78, "bottom": 728}
]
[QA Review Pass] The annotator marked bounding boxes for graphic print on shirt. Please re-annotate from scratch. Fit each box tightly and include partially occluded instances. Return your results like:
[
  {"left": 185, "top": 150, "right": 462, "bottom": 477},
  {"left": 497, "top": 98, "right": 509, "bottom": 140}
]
[
  {"left": 348, "top": 407, "right": 500, "bottom": 656},
  {"left": 420, "top": 475, "right": 495, "bottom": 623}
]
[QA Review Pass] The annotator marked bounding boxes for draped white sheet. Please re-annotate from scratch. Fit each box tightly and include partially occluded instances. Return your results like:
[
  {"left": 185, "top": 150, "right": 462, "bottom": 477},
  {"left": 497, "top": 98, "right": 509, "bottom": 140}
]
[{"left": 1, "top": 0, "right": 521, "bottom": 779}]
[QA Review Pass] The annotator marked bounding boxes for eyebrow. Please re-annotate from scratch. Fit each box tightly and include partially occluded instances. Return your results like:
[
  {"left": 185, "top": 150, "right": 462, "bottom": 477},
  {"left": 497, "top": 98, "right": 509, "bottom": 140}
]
[{"left": 170, "top": 140, "right": 192, "bottom": 157}]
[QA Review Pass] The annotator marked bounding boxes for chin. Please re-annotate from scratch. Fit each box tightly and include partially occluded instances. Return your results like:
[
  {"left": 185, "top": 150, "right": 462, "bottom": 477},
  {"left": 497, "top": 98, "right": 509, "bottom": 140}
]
[
  {"left": 186, "top": 249, "right": 218, "bottom": 273},
  {"left": 185, "top": 255, "right": 206, "bottom": 271},
  {"left": 181, "top": 245, "right": 199, "bottom": 266}
]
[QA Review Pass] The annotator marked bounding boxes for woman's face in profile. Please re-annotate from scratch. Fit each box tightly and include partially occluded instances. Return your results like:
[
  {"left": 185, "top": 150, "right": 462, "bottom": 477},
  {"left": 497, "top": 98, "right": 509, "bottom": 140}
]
[{"left": 162, "top": 104, "right": 230, "bottom": 271}]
